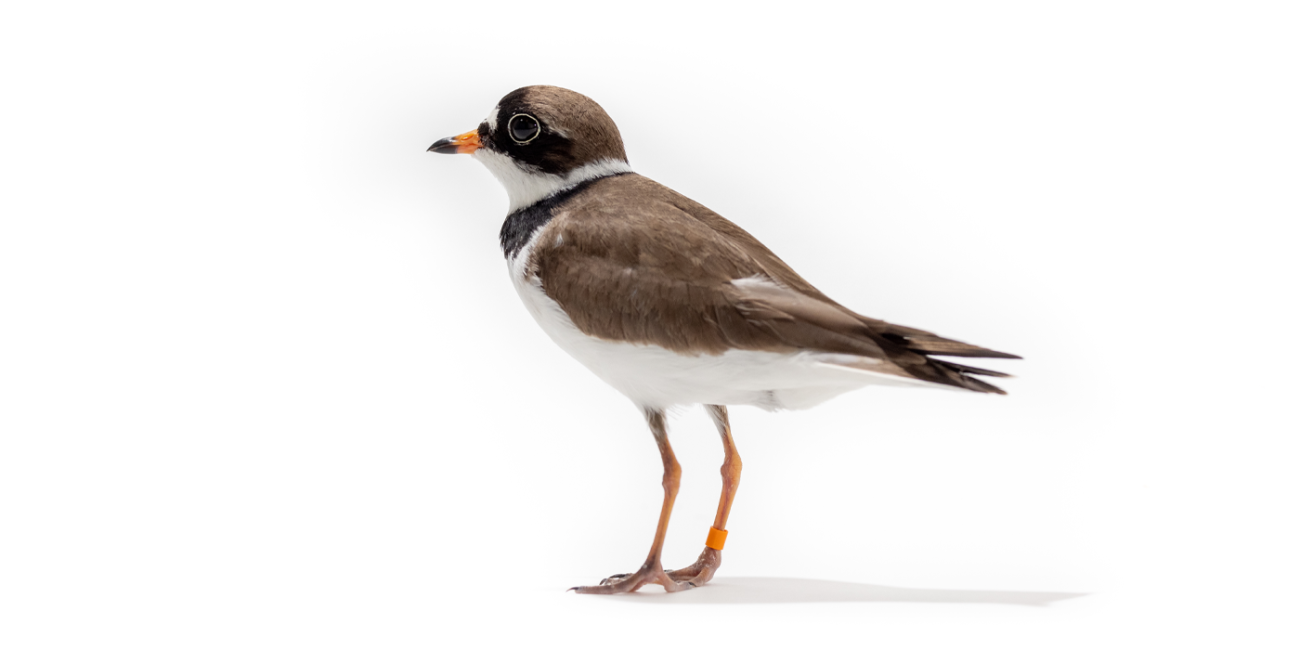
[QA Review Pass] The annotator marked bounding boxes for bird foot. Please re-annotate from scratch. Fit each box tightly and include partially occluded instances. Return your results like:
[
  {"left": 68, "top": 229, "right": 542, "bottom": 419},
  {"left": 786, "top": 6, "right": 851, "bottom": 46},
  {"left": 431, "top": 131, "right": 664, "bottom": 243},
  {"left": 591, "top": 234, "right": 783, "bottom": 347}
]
[
  {"left": 569, "top": 559, "right": 697, "bottom": 594},
  {"left": 665, "top": 547, "right": 722, "bottom": 586}
]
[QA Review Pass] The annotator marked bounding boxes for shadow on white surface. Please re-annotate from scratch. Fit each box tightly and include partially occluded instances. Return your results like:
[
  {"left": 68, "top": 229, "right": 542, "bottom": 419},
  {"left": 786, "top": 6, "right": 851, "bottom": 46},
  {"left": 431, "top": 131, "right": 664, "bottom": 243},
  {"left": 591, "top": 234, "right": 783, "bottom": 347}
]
[{"left": 599, "top": 577, "right": 1086, "bottom": 606}]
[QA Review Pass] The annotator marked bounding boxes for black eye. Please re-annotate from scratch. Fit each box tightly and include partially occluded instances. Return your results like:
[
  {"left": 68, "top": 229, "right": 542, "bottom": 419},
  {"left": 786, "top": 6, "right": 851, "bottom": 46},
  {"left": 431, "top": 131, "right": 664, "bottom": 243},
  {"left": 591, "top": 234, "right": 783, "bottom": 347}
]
[{"left": 508, "top": 114, "right": 540, "bottom": 144}]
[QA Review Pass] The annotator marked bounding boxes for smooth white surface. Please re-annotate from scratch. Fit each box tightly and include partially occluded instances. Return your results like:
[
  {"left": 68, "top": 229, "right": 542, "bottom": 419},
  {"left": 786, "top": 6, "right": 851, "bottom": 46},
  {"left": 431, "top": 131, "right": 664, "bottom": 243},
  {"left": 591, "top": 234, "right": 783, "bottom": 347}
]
[{"left": 2, "top": 2, "right": 1297, "bottom": 648}]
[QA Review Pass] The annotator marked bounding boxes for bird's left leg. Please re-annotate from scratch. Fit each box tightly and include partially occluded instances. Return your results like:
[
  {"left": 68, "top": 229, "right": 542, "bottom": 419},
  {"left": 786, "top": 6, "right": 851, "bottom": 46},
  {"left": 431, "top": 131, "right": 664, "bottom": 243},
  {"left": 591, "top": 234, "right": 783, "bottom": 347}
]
[
  {"left": 665, "top": 404, "right": 741, "bottom": 586},
  {"left": 570, "top": 409, "right": 696, "bottom": 594}
]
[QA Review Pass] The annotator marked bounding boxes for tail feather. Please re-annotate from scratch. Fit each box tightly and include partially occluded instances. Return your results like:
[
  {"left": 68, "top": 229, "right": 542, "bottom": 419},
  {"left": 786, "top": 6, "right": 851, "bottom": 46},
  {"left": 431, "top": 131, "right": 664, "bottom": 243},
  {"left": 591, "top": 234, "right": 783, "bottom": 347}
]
[
  {"left": 895, "top": 357, "right": 1008, "bottom": 395},
  {"left": 933, "top": 359, "right": 1015, "bottom": 378},
  {"left": 868, "top": 324, "right": 1019, "bottom": 394},
  {"left": 881, "top": 332, "right": 1021, "bottom": 360},
  {"left": 929, "top": 359, "right": 1009, "bottom": 394}
]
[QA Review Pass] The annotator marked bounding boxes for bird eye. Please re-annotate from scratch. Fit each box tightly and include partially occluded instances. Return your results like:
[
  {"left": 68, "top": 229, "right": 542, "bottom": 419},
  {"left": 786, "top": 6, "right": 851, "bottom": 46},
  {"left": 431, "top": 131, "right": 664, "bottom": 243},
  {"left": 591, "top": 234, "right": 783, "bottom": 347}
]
[{"left": 508, "top": 114, "right": 541, "bottom": 144}]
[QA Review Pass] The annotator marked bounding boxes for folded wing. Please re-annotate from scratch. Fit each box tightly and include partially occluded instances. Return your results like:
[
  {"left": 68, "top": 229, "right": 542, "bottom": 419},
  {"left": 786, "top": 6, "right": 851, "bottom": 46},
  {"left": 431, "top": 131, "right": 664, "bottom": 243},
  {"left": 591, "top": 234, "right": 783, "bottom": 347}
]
[{"left": 530, "top": 174, "right": 1018, "bottom": 394}]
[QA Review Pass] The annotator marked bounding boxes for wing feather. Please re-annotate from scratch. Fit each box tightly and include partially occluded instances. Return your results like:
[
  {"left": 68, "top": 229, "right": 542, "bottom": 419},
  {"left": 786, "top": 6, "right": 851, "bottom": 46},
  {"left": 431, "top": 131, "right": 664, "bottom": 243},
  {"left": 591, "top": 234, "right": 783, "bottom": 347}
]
[{"left": 529, "top": 174, "right": 1017, "bottom": 393}]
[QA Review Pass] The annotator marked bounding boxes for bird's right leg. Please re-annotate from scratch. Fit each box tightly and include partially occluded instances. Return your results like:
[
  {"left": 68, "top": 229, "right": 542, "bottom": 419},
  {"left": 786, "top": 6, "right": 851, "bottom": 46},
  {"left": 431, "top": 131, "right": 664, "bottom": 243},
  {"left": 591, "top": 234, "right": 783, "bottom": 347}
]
[
  {"left": 569, "top": 409, "right": 696, "bottom": 594},
  {"left": 665, "top": 404, "right": 742, "bottom": 586}
]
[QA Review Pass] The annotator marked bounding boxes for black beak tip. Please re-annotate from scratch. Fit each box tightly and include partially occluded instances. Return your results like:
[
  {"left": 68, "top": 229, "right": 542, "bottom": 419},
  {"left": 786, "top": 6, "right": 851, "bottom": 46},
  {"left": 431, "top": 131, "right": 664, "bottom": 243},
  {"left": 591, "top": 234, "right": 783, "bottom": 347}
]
[{"left": 428, "top": 137, "right": 458, "bottom": 154}]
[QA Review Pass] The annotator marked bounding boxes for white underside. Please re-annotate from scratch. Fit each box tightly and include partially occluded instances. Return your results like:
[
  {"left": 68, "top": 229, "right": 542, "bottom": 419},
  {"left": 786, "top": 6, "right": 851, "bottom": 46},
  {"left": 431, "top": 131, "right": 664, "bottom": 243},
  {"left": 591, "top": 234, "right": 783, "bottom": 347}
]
[{"left": 509, "top": 232, "right": 945, "bottom": 412}]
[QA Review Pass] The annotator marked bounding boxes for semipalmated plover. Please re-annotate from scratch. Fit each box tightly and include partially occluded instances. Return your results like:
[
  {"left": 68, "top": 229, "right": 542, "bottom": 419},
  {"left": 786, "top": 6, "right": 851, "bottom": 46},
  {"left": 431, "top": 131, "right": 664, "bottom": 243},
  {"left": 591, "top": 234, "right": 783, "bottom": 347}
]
[{"left": 428, "top": 85, "right": 1018, "bottom": 594}]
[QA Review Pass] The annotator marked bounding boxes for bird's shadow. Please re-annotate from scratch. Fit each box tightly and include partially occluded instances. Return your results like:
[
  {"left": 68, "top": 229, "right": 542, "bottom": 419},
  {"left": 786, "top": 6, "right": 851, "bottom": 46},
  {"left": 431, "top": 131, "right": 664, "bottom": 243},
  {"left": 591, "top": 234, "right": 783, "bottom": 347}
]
[{"left": 601, "top": 577, "right": 1086, "bottom": 606}]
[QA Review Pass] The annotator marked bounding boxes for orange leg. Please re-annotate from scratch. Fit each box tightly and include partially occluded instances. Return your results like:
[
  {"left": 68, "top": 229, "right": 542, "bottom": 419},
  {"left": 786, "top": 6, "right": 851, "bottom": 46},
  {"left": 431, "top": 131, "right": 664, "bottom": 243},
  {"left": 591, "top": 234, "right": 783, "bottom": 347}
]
[
  {"left": 570, "top": 409, "right": 696, "bottom": 594},
  {"left": 665, "top": 404, "right": 742, "bottom": 586}
]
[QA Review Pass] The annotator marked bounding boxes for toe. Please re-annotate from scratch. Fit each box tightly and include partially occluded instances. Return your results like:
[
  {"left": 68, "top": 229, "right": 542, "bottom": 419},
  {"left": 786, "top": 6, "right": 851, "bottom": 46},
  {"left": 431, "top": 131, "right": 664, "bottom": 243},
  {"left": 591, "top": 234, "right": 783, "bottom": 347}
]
[
  {"left": 599, "top": 573, "right": 632, "bottom": 586},
  {"left": 659, "top": 577, "right": 697, "bottom": 593}
]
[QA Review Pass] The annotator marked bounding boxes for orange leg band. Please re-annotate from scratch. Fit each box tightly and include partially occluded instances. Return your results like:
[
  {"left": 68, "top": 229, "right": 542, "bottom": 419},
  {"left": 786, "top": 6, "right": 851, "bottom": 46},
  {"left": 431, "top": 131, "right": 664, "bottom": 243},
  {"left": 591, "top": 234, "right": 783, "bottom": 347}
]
[{"left": 705, "top": 527, "right": 728, "bottom": 551}]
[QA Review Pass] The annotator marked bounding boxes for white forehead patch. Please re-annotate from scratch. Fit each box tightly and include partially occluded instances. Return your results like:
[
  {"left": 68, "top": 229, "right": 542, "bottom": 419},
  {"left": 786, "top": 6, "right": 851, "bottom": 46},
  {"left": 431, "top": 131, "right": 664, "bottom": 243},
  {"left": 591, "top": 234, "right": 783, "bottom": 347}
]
[{"left": 484, "top": 105, "right": 500, "bottom": 133}]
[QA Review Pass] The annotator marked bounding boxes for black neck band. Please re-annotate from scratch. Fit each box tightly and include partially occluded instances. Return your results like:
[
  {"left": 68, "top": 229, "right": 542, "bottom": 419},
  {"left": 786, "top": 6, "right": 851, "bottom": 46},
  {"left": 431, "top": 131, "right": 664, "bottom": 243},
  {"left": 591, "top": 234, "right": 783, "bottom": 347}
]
[{"left": 498, "top": 173, "right": 630, "bottom": 260}]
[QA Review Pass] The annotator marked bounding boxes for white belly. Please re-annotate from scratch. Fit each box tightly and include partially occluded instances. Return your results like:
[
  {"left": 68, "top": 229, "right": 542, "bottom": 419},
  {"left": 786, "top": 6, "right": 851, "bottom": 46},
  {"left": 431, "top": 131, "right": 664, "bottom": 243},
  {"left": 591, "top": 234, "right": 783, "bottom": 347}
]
[{"left": 508, "top": 237, "right": 940, "bottom": 411}]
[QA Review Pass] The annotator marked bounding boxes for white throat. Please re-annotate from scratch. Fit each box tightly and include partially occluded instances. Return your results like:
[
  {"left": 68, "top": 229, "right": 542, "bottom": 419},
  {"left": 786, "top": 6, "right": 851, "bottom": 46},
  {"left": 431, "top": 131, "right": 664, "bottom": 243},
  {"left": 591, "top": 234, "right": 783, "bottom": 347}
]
[{"left": 473, "top": 150, "right": 632, "bottom": 213}]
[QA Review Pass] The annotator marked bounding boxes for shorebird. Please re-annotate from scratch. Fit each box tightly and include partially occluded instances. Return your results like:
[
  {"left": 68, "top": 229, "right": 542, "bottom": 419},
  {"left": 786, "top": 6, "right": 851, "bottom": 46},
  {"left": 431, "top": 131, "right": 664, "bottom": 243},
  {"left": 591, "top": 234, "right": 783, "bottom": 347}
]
[{"left": 427, "top": 85, "right": 1018, "bottom": 594}]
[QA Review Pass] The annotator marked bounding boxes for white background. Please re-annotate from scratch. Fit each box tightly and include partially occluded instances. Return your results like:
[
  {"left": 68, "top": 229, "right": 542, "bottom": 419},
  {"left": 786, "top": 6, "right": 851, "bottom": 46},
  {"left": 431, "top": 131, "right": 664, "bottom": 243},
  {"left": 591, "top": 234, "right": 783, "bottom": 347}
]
[{"left": 2, "top": 1, "right": 1297, "bottom": 648}]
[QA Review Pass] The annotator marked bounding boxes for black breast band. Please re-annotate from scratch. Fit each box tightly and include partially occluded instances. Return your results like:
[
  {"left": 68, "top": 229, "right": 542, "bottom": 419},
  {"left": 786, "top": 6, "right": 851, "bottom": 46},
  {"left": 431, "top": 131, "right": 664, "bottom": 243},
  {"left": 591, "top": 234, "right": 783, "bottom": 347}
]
[{"left": 498, "top": 173, "right": 629, "bottom": 259}]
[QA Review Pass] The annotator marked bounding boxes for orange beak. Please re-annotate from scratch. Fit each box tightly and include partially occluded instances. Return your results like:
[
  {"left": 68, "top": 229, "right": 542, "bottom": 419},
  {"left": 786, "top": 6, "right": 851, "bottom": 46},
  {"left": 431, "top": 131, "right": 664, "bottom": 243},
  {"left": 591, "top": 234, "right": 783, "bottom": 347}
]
[{"left": 427, "top": 130, "right": 482, "bottom": 154}]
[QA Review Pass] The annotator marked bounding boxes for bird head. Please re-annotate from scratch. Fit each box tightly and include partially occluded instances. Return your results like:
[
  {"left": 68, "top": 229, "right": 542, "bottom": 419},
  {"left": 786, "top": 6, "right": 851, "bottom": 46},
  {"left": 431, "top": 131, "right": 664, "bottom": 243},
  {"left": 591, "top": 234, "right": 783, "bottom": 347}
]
[{"left": 429, "top": 85, "right": 631, "bottom": 213}]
